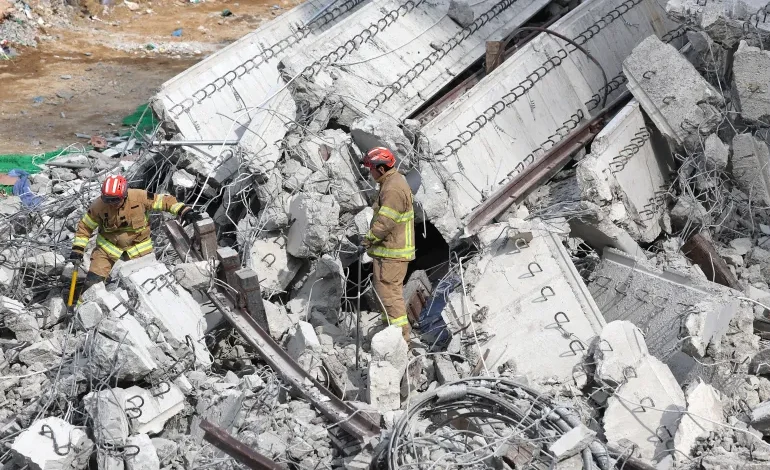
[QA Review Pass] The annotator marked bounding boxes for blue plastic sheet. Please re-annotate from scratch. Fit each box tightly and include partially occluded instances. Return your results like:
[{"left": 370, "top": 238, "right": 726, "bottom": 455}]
[
  {"left": 8, "top": 169, "right": 43, "bottom": 207},
  {"left": 418, "top": 276, "right": 460, "bottom": 348}
]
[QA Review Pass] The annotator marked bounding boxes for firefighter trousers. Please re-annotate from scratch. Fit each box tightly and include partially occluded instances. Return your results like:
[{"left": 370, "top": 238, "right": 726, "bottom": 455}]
[{"left": 372, "top": 258, "right": 410, "bottom": 342}]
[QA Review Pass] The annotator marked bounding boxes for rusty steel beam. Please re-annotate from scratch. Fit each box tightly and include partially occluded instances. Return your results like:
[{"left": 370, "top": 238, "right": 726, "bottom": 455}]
[
  {"left": 163, "top": 221, "right": 381, "bottom": 444},
  {"left": 682, "top": 233, "right": 741, "bottom": 289},
  {"left": 200, "top": 419, "right": 285, "bottom": 470},
  {"left": 465, "top": 91, "right": 632, "bottom": 235}
]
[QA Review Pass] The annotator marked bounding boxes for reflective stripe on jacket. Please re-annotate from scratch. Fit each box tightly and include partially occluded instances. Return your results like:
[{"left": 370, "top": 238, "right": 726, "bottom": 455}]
[
  {"left": 74, "top": 189, "right": 186, "bottom": 260},
  {"left": 365, "top": 168, "right": 416, "bottom": 261}
]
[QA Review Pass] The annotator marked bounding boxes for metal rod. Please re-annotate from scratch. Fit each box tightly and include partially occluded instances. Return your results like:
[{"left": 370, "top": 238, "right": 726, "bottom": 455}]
[
  {"left": 356, "top": 256, "right": 362, "bottom": 370},
  {"left": 200, "top": 419, "right": 284, "bottom": 470},
  {"left": 152, "top": 140, "right": 239, "bottom": 146}
]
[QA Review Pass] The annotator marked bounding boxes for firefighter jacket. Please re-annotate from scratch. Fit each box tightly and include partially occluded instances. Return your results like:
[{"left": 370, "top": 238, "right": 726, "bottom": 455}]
[
  {"left": 365, "top": 168, "right": 416, "bottom": 261},
  {"left": 73, "top": 189, "right": 187, "bottom": 260}
]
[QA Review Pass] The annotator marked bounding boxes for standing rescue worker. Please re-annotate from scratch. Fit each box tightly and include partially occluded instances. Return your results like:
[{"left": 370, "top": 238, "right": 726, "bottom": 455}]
[
  {"left": 69, "top": 175, "right": 202, "bottom": 291},
  {"left": 361, "top": 147, "right": 415, "bottom": 342}
]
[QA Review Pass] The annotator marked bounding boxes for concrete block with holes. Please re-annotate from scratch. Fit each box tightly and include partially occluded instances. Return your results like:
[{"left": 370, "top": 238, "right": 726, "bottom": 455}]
[
  {"left": 588, "top": 248, "right": 743, "bottom": 386},
  {"left": 442, "top": 219, "right": 603, "bottom": 385}
]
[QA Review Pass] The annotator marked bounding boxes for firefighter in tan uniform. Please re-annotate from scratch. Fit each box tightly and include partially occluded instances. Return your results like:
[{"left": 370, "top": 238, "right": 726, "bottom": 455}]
[
  {"left": 361, "top": 147, "right": 415, "bottom": 343},
  {"left": 69, "top": 175, "right": 202, "bottom": 291}
]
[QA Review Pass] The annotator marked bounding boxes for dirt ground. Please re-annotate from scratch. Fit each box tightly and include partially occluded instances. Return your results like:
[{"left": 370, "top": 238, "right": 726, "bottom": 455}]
[{"left": 0, "top": 0, "right": 296, "bottom": 154}]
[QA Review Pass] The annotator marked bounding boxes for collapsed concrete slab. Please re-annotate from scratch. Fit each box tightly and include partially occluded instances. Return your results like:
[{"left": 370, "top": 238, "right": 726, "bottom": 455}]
[
  {"left": 732, "top": 40, "right": 770, "bottom": 125},
  {"left": 121, "top": 263, "right": 211, "bottom": 368},
  {"left": 623, "top": 35, "right": 723, "bottom": 150},
  {"left": 367, "top": 361, "right": 401, "bottom": 412},
  {"left": 588, "top": 248, "right": 741, "bottom": 381},
  {"left": 243, "top": 234, "right": 302, "bottom": 295},
  {"left": 153, "top": 0, "right": 369, "bottom": 182},
  {"left": 415, "top": 0, "right": 678, "bottom": 242},
  {"left": 281, "top": 0, "right": 551, "bottom": 121},
  {"left": 11, "top": 417, "right": 94, "bottom": 470},
  {"left": 443, "top": 219, "right": 604, "bottom": 385},
  {"left": 731, "top": 133, "right": 770, "bottom": 206}
]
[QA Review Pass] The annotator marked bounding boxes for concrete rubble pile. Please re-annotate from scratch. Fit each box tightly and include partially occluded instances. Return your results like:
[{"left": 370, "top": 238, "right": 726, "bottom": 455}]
[{"left": 2, "top": 0, "right": 770, "bottom": 468}]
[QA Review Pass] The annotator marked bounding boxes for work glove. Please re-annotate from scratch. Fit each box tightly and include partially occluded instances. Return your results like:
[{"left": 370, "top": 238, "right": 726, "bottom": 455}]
[
  {"left": 69, "top": 248, "right": 84, "bottom": 264},
  {"left": 180, "top": 208, "right": 203, "bottom": 226},
  {"left": 357, "top": 244, "right": 367, "bottom": 255}
]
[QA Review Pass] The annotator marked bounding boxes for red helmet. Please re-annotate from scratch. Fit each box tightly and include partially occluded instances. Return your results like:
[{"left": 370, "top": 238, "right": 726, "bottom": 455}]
[
  {"left": 363, "top": 147, "right": 396, "bottom": 170},
  {"left": 101, "top": 175, "right": 128, "bottom": 203}
]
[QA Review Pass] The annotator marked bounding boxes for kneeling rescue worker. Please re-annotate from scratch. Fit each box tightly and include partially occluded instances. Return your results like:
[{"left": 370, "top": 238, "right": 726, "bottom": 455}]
[
  {"left": 69, "top": 175, "right": 202, "bottom": 292},
  {"left": 361, "top": 147, "right": 415, "bottom": 343}
]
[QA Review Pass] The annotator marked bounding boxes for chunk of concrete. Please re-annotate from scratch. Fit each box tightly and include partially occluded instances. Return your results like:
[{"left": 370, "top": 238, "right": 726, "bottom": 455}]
[
  {"left": 447, "top": 0, "right": 474, "bottom": 27},
  {"left": 22, "top": 252, "right": 65, "bottom": 276},
  {"left": 11, "top": 417, "right": 94, "bottom": 470},
  {"left": 367, "top": 361, "right": 401, "bottom": 412},
  {"left": 371, "top": 326, "right": 408, "bottom": 373},
  {"left": 603, "top": 355, "right": 686, "bottom": 462},
  {"left": 590, "top": 321, "right": 648, "bottom": 388},
  {"left": 18, "top": 338, "right": 63, "bottom": 370},
  {"left": 674, "top": 380, "right": 723, "bottom": 461},
  {"left": 151, "top": 438, "right": 177, "bottom": 466},
  {"left": 353, "top": 207, "right": 374, "bottom": 236},
  {"left": 124, "top": 434, "right": 160, "bottom": 470},
  {"left": 322, "top": 138, "right": 367, "bottom": 213},
  {"left": 98, "top": 453, "right": 125, "bottom": 470},
  {"left": 351, "top": 116, "right": 413, "bottom": 168},
  {"left": 671, "top": 195, "right": 709, "bottom": 229},
  {"left": 88, "top": 316, "right": 162, "bottom": 381},
  {"left": 434, "top": 356, "right": 460, "bottom": 385},
  {"left": 246, "top": 235, "right": 302, "bottom": 295},
  {"left": 286, "top": 321, "right": 321, "bottom": 360},
  {"left": 83, "top": 389, "right": 129, "bottom": 446},
  {"left": 730, "top": 237, "right": 753, "bottom": 256},
  {"left": 666, "top": 0, "right": 770, "bottom": 47},
  {"left": 76, "top": 301, "right": 104, "bottom": 330},
  {"left": 703, "top": 133, "right": 729, "bottom": 171},
  {"left": 751, "top": 349, "right": 770, "bottom": 375},
  {"left": 287, "top": 193, "right": 340, "bottom": 258},
  {"left": 731, "top": 133, "right": 770, "bottom": 206},
  {"left": 623, "top": 35, "right": 723, "bottom": 149},
  {"left": 264, "top": 300, "right": 293, "bottom": 340},
  {"left": 3, "top": 296, "right": 41, "bottom": 342},
  {"left": 191, "top": 388, "right": 244, "bottom": 445},
  {"left": 173, "top": 261, "right": 214, "bottom": 291},
  {"left": 732, "top": 40, "right": 770, "bottom": 124},
  {"left": 548, "top": 424, "right": 596, "bottom": 461},
  {"left": 287, "top": 255, "right": 344, "bottom": 318},
  {"left": 171, "top": 169, "right": 196, "bottom": 189},
  {"left": 750, "top": 399, "right": 770, "bottom": 434},
  {"left": 124, "top": 384, "right": 185, "bottom": 435}
]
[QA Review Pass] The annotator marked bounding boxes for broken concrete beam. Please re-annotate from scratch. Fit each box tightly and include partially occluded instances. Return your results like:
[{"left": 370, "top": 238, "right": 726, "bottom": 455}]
[
  {"left": 245, "top": 234, "right": 302, "bottom": 295},
  {"left": 83, "top": 388, "right": 129, "bottom": 446},
  {"left": 367, "top": 361, "right": 401, "bottom": 413},
  {"left": 124, "top": 434, "right": 160, "bottom": 470},
  {"left": 731, "top": 133, "right": 770, "bottom": 206},
  {"left": 287, "top": 321, "right": 321, "bottom": 360},
  {"left": 122, "top": 263, "right": 211, "bottom": 368},
  {"left": 123, "top": 384, "right": 185, "bottom": 435},
  {"left": 76, "top": 301, "right": 104, "bottom": 330},
  {"left": 589, "top": 248, "right": 740, "bottom": 378},
  {"left": 603, "top": 355, "right": 685, "bottom": 462},
  {"left": 194, "top": 219, "right": 218, "bottom": 260},
  {"left": 371, "top": 326, "right": 408, "bottom": 373},
  {"left": 589, "top": 321, "right": 649, "bottom": 389},
  {"left": 287, "top": 193, "right": 340, "bottom": 258},
  {"left": 673, "top": 380, "right": 723, "bottom": 461},
  {"left": 89, "top": 318, "right": 160, "bottom": 381},
  {"left": 623, "top": 35, "right": 723, "bottom": 149},
  {"left": 11, "top": 417, "right": 94, "bottom": 470},
  {"left": 321, "top": 133, "right": 367, "bottom": 213},
  {"left": 287, "top": 255, "right": 344, "bottom": 319},
  {"left": 732, "top": 40, "right": 770, "bottom": 124},
  {"left": 548, "top": 424, "right": 596, "bottom": 461}
]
